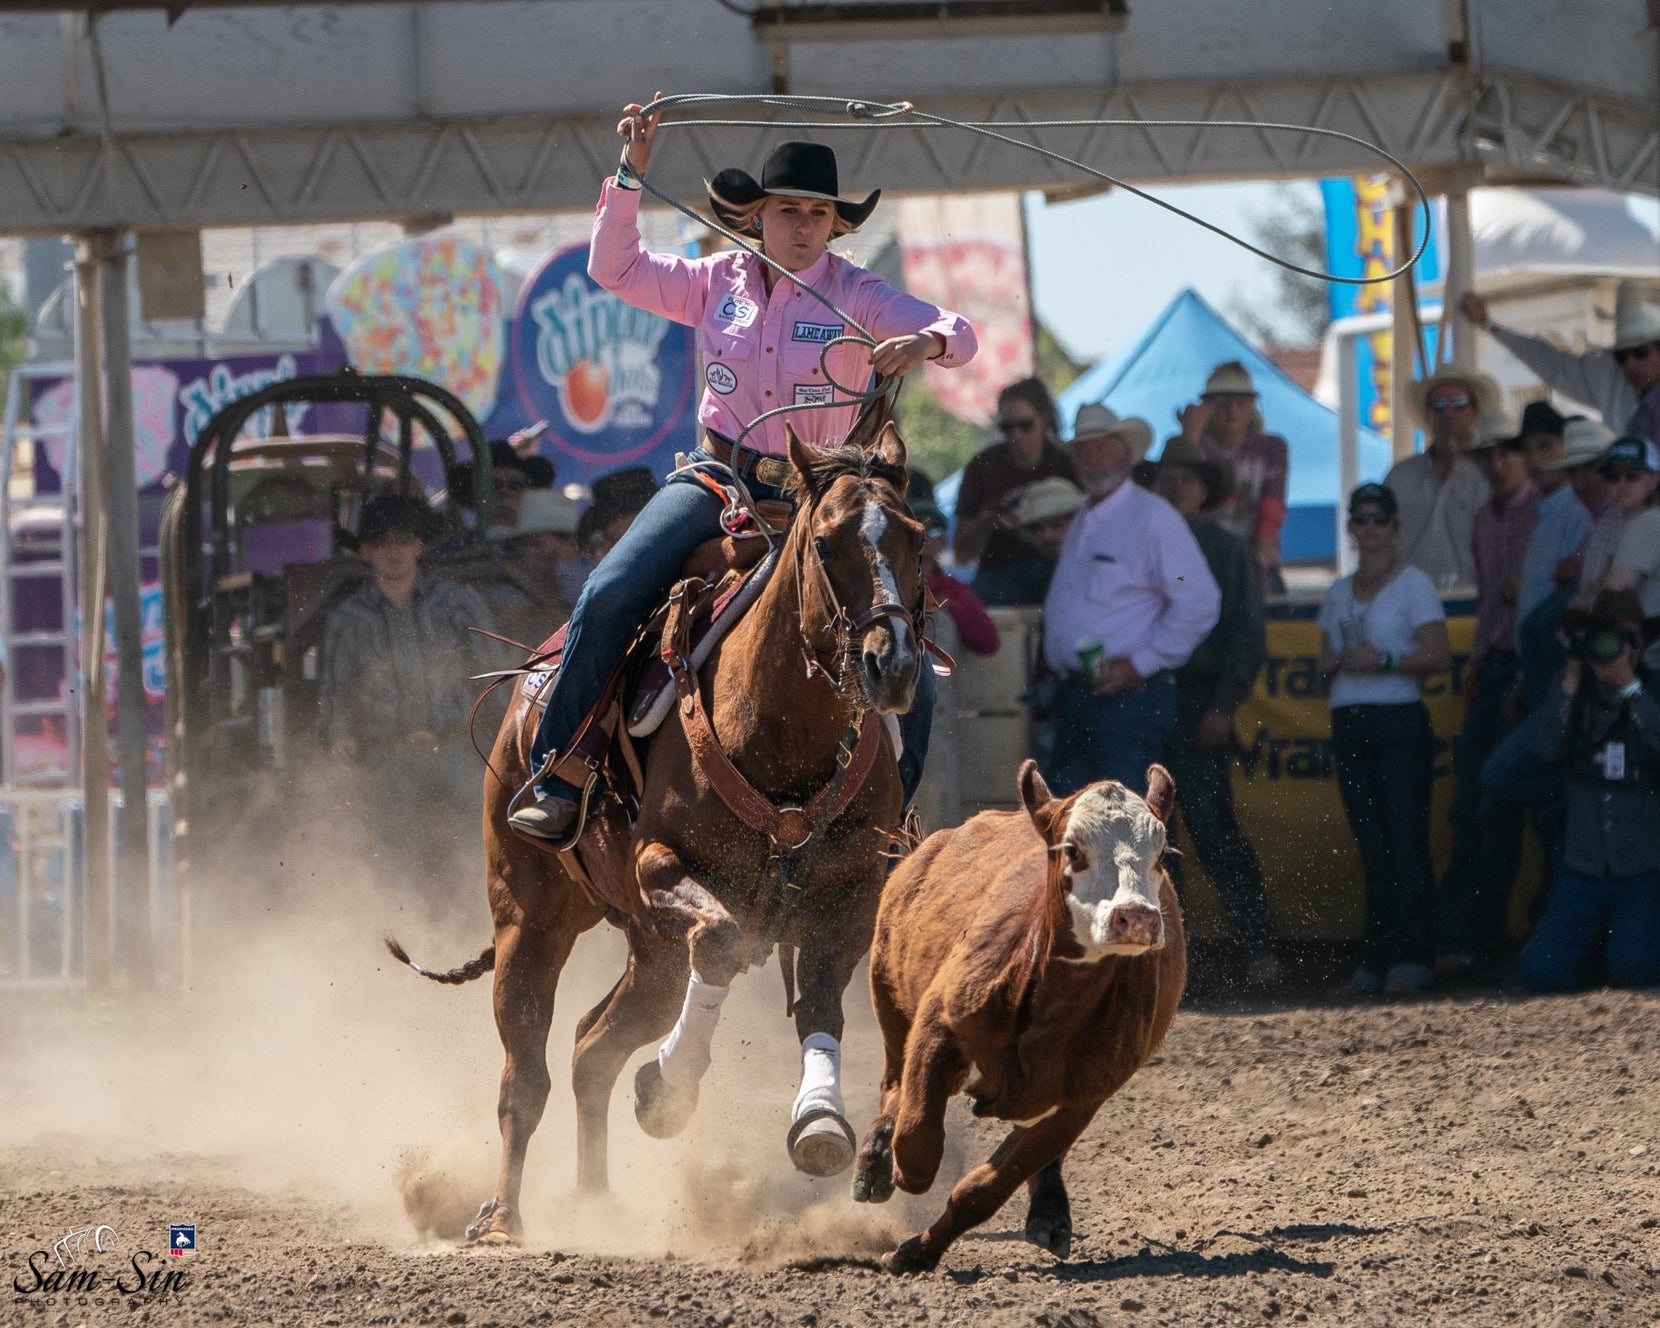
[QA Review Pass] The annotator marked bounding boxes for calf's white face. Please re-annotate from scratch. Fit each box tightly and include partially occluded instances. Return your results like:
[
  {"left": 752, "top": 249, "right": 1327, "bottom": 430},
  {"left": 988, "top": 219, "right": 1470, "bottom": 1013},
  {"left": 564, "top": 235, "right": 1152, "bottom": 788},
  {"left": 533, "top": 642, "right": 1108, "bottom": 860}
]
[{"left": 1057, "top": 783, "right": 1167, "bottom": 958}]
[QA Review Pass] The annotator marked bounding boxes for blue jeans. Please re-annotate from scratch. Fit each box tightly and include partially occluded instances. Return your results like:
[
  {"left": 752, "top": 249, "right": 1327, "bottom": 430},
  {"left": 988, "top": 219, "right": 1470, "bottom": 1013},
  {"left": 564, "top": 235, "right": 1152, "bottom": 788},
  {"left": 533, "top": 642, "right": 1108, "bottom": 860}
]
[
  {"left": 529, "top": 450, "right": 934, "bottom": 804},
  {"left": 1519, "top": 868, "right": 1660, "bottom": 992},
  {"left": 1047, "top": 675, "right": 1178, "bottom": 798},
  {"left": 1331, "top": 702, "right": 1436, "bottom": 973}
]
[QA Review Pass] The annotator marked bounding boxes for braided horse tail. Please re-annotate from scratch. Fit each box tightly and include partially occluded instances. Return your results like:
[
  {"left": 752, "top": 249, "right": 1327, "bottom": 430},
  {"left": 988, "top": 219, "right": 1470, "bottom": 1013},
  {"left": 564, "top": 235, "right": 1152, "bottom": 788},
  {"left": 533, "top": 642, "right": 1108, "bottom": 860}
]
[{"left": 384, "top": 935, "right": 496, "bottom": 985}]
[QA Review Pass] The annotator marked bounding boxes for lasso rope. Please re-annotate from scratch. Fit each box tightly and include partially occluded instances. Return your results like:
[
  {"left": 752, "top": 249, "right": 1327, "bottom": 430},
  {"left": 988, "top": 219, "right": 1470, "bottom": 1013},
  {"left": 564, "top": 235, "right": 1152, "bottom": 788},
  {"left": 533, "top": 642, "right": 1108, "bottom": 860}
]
[{"left": 620, "top": 91, "right": 1436, "bottom": 441}]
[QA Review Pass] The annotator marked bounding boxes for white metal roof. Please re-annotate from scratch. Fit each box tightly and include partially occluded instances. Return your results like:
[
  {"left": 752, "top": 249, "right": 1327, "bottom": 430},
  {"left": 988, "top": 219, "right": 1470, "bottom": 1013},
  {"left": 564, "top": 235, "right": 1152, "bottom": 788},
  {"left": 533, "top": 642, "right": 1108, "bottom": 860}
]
[{"left": 0, "top": 0, "right": 1654, "bottom": 234}]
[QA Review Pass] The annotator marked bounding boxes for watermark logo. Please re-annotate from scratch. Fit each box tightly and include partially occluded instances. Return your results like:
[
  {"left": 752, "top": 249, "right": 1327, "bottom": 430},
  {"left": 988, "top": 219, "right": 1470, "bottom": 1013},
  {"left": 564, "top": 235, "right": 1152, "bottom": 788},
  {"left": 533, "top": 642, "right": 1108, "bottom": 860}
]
[
  {"left": 12, "top": 1223, "right": 190, "bottom": 1308},
  {"left": 168, "top": 1225, "right": 196, "bottom": 1256}
]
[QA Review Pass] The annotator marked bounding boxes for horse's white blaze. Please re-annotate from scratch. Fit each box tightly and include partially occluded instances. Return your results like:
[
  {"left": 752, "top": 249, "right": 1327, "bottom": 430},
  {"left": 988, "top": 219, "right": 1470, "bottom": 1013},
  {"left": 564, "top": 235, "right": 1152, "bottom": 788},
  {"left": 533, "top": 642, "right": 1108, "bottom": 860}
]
[
  {"left": 656, "top": 969, "right": 731, "bottom": 1089},
  {"left": 792, "top": 1031, "right": 846, "bottom": 1124},
  {"left": 1060, "top": 784, "right": 1167, "bottom": 958},
  {"left": 862, "top": 499, "right": 916, "bottom": 662}
]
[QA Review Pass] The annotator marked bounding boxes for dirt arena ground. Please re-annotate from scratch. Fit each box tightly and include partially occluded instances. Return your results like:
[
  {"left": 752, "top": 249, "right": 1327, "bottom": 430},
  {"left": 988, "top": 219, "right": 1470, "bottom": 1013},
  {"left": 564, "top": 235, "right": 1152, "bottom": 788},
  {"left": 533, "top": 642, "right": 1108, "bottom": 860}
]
[{"left": 3, "top": 879, "right": 1656, "bottom": 1328}]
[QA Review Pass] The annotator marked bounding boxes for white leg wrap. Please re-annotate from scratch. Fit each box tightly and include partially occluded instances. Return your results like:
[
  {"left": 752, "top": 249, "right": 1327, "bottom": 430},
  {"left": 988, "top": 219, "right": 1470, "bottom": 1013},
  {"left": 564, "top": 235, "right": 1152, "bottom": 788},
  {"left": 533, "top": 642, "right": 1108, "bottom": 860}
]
[
  {"left": 656, "top": 971, "right": 730, "bottom": 1090},
  {"left": 792, "top": 1032, "right": 845, "bottom": 1123}
]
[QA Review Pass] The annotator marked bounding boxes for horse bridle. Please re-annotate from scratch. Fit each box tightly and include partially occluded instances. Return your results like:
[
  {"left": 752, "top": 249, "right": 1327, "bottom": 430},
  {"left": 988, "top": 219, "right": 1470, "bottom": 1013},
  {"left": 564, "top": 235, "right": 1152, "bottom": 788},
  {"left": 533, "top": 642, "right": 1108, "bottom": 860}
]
[{"left": 792, "top": 488, "right": 926, "bottom": 690}]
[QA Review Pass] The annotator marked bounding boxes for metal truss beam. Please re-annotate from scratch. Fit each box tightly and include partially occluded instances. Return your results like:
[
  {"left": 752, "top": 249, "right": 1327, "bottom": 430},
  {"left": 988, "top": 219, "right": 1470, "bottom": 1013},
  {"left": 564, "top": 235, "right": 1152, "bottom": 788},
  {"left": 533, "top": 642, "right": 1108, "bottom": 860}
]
[{"left": 0, "top": 70, "right": 1653, "bottom": 236}]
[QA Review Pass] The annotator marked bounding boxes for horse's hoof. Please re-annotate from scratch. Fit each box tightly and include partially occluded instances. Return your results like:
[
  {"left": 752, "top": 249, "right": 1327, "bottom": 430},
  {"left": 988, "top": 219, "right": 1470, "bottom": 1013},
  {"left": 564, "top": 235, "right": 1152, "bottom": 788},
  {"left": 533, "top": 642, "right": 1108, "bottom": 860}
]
[
  {"left": 852, "top": 1125, "right": 896, "bottom": 1204},
  {"left": 1024, "top": 1213, "right": 1072, "bottom": 1260},
  {"left": 633, "top": 1059, "right": 698, "bottom": 1139},
  {"left": 788, "top": 1107, "right": 857, "bottom": 1178},
  {"left": 886, "top": 1235, "right": 938, "bottom": 1275},
  {"left": 464, "top": 1198, "right": 518, "bottom": 1245}
]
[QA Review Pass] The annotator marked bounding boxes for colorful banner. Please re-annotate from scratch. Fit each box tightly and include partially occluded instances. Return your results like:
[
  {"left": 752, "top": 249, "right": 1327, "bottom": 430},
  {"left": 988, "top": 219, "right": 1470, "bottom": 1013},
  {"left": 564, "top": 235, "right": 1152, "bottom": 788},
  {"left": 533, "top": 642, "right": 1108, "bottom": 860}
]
[
  {"left": 896, "top": 194, "right": 1034, "bottom": 427},
  {"left": 1320, "top": 176, "right": 1442, "bottom": 436},
  {"left": 325, "top": 233, "right": 506, "bottom": 424},
  {"left": 505, "top": 242, "right": 698, "bottom": 486}
]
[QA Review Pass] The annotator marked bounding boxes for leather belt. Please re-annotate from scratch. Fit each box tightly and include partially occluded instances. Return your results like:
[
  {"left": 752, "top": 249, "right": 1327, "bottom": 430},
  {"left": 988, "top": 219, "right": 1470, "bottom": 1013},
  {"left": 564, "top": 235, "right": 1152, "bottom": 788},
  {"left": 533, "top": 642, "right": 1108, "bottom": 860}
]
[{"left": 702, "top": 432, "right": 792, "bottom": 491}]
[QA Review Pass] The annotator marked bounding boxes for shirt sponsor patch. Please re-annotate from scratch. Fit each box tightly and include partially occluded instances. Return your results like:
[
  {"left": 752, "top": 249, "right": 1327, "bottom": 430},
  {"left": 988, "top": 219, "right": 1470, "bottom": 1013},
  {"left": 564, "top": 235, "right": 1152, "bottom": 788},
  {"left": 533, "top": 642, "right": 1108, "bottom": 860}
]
[
  {"left": 792, "top": 321, "right": 845, "bottom": 344},
  {"left": 706, "top": 362, "right": 738, "bottom": 395},
  {"left": 717, "top": 294, "right": 759, "bottom": 328},
  {"left": 793, "top": 383, "right": 835, "bottom": 406}
]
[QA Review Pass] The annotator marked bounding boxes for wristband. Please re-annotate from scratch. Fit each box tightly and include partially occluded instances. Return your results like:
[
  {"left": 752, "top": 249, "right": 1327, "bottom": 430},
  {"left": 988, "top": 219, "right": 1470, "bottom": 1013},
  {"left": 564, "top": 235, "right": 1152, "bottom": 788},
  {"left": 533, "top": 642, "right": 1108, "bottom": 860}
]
[{"left": 614, "top": 159, "right": 642, "bottom": 191}]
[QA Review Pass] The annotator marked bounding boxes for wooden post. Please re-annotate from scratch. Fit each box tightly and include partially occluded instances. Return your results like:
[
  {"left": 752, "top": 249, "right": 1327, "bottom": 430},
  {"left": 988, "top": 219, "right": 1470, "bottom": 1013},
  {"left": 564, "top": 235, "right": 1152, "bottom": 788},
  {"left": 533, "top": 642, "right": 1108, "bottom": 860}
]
[
  {"left": 72, "top": 234, "right": 110, "bottom": 992},
  {"left": 98, "top": 233, "right": 154, "bottom": 987}
]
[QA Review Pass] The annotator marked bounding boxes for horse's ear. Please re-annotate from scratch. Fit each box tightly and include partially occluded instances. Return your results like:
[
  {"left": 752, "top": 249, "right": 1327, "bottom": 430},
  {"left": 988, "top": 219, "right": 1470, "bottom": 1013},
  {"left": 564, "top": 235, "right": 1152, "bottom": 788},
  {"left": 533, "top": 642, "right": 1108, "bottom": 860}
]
[
  {"left": 1142, "top": 764, "right": 1176, "bottom": 825},
  {"left": 787, "top": 425, "right": 821, "bottom": 498},
  {"left": 873, "top": 420, "right": 908, "bottom": 479},
  {"left": 1018, "top": 758, "right": 1055, "bottom": 822}
]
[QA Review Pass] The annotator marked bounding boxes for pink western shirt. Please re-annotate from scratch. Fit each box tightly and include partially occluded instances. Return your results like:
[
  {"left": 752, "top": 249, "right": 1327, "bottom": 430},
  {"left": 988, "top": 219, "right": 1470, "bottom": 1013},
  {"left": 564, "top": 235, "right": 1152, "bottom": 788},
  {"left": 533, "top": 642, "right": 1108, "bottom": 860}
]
[
  {"left": 1042, "top": 479, "right": 1221, "bottom": 682},
  {"left": 588, "top": 180, "right": 977, "bottom": 457}
]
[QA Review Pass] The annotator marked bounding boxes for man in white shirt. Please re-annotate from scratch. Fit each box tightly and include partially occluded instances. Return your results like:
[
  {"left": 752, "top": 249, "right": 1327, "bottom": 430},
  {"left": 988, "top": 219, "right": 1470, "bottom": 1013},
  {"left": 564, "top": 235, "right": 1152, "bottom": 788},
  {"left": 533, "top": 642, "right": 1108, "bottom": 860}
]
[
  {"left": 1042, "top": 403, "right": 1221, "bottom": 796},
  {"left": 1385, "top": 363, "right": 1496, "bottom": 587}
]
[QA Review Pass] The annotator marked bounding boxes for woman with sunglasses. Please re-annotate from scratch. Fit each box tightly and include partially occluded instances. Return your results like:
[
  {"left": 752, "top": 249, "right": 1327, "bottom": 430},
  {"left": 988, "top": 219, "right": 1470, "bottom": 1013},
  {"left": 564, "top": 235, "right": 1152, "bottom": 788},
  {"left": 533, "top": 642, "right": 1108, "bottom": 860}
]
[
  {"left": 1462, "top": 280, "right": 1660, "bottom": 447},
  {"left": 951, "top": 377, "right": 1074, "bottom": 569},
  {"left": 1317, "top": 483, "right": 1453, "bottom": 997}
]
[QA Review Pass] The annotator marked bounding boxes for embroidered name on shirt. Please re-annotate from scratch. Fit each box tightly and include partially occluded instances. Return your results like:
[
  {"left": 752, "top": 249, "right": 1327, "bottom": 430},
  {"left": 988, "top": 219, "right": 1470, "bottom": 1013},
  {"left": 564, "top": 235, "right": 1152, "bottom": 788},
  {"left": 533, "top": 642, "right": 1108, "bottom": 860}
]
[
  {"left": 717, "top": 294, "right": 758, "bottom": 328},
  {"left": 793, "top": 383, "right": 834, "bottom": 406},
  {"left": 792, "top": 321, "right": 845, "bottom": 343}
]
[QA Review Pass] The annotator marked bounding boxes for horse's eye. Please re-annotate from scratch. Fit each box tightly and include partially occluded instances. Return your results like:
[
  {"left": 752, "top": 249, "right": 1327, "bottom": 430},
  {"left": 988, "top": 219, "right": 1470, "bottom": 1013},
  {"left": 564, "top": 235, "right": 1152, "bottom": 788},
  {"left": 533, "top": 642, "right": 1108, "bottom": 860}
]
[
  {"left": 1065, "top": 843, "right": 1089, "bottom": 871},
  {"left": 814, "top": 535, "right": 835, "bottom": 561}
]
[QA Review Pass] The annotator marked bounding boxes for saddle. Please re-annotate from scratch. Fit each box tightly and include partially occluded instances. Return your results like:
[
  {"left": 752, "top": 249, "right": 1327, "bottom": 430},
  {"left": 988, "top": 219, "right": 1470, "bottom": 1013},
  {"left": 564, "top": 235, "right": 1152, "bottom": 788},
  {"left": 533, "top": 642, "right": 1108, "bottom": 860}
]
[{"left": 501, "top": 502, "right": 793, "bottom": 916}]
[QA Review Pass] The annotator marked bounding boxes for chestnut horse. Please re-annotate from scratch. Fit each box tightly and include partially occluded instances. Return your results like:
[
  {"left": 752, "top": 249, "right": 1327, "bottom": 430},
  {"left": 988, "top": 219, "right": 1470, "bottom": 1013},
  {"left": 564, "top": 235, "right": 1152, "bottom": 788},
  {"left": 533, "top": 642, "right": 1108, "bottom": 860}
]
[{"left": 395, "top": 425, "right": 925, "bottom": 1243}]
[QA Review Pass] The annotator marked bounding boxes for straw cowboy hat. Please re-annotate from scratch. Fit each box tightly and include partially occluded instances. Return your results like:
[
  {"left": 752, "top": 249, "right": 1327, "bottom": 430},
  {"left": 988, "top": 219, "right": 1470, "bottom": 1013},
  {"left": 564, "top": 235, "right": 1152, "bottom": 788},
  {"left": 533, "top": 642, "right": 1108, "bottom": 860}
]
[
  {"left": 490, "top": 487, "right": 583, "bottom": 540},
  {"left": 1155, "top": 437, "right": 1236, "bottom": 510},
  {"left": 1199, "top": 361, "right": 1259, "bottom": 398},
  {"left": 1467, "top": 409, "right": 1521, "bottom": 451},
  {"left": 706, "top": 141, "right": 880, "bottom": 234},
  {"left": 1014, "top": 476, "right": 1085, "bottom": 527},
  {"left": 1404, "top": 361, "right": 1503, "bottom": 429},
  {"left": 1534, "top": 416, "right": 1618, "bottom": 471},
  {"left": 1608, "top": 278, "right": 1660, "bottom": 352},
  {"left": 1070, "top": 401, "right": 1154, "bottom": 463}
]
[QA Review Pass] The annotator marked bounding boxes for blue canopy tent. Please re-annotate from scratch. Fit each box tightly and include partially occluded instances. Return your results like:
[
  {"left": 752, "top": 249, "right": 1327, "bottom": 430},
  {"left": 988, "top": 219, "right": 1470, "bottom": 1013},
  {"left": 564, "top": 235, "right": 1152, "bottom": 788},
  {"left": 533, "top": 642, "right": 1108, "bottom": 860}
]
[{"left": 1053, "top": 288, "right": 1393, "bottom": 562}]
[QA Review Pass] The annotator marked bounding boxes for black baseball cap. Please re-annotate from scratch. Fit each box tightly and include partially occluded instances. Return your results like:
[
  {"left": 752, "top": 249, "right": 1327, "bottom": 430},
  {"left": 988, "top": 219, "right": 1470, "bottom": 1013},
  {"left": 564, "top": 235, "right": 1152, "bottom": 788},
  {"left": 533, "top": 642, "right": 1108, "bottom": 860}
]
[{"left": 1348, "top": 482, "right": 1398, "bottom": 519}]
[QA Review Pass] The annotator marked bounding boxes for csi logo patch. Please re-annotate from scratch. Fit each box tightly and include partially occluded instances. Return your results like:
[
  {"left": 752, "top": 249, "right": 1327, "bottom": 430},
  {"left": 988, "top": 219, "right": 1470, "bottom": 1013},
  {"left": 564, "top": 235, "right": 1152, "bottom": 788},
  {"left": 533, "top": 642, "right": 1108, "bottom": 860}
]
[
  {"left": 793, "top": 383, "right": 835, "bottom": 406},
  {"left": 706, "top": 362, "right": 739, "bottom": 395},
  {"left": 716, "top": 294, "right": 758, "bottom": 328},
  {"left": 792, "top": 321, "right": 845, "bottom": 344}
]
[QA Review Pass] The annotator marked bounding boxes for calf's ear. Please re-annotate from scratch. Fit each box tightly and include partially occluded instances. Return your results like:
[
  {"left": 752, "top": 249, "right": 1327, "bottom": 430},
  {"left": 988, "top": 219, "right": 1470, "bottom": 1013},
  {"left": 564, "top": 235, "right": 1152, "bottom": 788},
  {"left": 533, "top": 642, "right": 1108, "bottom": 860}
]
[
  {"left": 1143, "top": 763, "right": 1176, "bottom": 825},
  {"left": 1018, "top": 759, "right": 1055, "bottom": 825}
]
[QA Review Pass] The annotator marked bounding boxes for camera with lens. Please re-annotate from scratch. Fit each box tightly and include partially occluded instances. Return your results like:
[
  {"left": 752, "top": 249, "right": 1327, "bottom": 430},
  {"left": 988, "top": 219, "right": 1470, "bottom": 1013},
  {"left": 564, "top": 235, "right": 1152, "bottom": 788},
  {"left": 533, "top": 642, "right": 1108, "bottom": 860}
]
[{"left": 1567, "top": 624, "right": 1639, "bottom": 666}]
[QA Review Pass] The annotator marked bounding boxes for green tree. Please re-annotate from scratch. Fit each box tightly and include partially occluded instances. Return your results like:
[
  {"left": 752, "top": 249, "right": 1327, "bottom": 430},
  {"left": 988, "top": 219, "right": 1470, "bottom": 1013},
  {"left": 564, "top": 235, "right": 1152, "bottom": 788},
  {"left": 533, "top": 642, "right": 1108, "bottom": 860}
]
[
  {"left": 0, "top": 283, "right": 26, "bottom": 424},
  {"left": 1229, "top": 188, "right": 1330, "bottom": 347}
]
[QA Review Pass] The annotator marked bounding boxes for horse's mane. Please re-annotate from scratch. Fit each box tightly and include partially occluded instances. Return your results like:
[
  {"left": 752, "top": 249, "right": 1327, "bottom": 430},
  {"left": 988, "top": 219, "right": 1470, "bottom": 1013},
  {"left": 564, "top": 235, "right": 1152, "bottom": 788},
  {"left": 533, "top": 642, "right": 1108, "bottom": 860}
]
[{"left": 784, "top": 442, "right": 908, "bottom": 506}]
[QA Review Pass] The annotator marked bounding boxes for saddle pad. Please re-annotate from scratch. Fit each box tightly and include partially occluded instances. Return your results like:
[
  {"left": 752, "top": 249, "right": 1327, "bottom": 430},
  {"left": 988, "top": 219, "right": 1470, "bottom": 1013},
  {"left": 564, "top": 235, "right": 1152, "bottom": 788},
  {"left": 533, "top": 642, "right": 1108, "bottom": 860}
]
[{"left": 627, "top": 543, "right": 781, "bottom": 738}]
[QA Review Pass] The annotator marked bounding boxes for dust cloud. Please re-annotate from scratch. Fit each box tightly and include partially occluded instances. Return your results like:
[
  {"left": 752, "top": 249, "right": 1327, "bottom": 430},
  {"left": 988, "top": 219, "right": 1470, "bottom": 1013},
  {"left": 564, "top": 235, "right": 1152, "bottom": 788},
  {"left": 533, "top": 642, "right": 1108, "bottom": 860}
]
[{"left": 0, "top": 786, "right": 924, "bottom": 1268}]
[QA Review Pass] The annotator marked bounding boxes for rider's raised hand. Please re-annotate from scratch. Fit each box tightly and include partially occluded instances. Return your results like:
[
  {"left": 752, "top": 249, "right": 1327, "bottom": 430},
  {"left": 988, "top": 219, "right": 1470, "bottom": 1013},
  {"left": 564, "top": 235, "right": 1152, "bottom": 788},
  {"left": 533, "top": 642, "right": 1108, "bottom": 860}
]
[{"left": 617, "top": 92, "right": 665, "bottom": 175}]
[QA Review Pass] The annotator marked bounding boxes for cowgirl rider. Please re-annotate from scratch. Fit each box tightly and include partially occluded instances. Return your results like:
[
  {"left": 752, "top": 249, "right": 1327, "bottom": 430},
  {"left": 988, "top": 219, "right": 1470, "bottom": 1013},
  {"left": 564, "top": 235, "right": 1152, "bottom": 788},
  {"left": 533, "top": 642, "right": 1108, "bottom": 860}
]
[{"left": 509, "top": 96, "right": 978, "bottom": 841}]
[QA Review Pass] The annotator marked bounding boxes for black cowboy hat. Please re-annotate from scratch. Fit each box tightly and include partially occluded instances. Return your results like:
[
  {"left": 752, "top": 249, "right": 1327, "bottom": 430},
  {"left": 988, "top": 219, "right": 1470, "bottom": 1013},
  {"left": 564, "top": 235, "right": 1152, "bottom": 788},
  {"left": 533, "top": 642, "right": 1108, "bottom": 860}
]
[
  {"left": 706, "top": 141, "right": 881, "bottom": 234},
  {"left": 1155, "top": 437, "right": 1236, "bottom": 512}
]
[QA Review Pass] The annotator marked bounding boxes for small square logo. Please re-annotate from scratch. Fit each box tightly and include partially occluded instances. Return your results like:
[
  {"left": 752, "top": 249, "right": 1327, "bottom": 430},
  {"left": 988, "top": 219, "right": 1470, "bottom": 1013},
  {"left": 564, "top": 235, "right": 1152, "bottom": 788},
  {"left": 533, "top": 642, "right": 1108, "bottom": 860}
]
[{"left": 168, "top": 1224, "right": 195, "bottom": 1255}]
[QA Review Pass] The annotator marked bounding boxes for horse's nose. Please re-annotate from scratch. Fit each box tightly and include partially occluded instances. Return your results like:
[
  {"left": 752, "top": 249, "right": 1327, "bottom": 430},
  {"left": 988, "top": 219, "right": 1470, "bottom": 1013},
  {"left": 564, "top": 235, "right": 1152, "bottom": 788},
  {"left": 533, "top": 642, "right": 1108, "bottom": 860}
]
[{"left": 861, "top": 633, "right": 919, "bottom": 713}]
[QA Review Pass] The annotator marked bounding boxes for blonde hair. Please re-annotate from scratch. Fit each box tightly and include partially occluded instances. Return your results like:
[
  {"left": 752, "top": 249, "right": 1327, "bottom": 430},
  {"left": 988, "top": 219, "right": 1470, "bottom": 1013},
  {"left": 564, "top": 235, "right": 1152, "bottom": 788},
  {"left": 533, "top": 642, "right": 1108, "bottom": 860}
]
[{"left": 716, "top": 194, "right": 859, "bottom": 240}]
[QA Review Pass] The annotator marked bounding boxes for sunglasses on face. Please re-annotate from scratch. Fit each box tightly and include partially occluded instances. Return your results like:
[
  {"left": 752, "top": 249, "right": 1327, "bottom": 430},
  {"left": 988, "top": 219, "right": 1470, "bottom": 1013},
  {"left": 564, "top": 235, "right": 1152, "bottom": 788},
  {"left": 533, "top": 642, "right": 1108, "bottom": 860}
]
[
  {"left": 997, "top": 417, "right": 1041, "bottom": 433},
  {"left": 1427, "top": 395, "right": 1472, "bottom": 412},
  {"left": 495, "top": 476, "right": 529, "bottom": 492},
  {"left": 1601, "top": 467, "right": 1651, "bottom": 483},
  {"left": 1613, "top": 343, "right": 1658, "bottom": 365},
  {"left": 1349, "top": 510, "right": 1394, "bottom": 527}
]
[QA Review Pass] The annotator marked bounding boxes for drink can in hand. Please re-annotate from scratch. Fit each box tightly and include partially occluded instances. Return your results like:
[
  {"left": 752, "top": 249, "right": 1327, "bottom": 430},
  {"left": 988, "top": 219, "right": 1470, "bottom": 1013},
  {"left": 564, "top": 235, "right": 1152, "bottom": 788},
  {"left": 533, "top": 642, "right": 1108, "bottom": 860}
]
[
  {"left": 1338, "top": 615, "right": 1366, "bottom": 650},
  {"left": 1074, "top": 634, "right": 1105, "bottom": 682}
]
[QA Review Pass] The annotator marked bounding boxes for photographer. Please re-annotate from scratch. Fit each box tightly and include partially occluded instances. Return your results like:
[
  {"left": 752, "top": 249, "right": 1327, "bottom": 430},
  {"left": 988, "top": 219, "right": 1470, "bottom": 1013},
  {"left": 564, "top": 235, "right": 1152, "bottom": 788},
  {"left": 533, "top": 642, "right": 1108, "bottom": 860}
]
[{"left": 1518, "top": 589, "right": 1660, "bottom": 993}]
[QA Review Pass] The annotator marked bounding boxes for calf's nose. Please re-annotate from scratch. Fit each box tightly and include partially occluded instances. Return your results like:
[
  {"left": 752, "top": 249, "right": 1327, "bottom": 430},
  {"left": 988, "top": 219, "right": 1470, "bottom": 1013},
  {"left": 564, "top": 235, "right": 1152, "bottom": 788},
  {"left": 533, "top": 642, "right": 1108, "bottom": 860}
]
[{"left": 1106, "top": 901, "right": 1163, "bottom": 951}]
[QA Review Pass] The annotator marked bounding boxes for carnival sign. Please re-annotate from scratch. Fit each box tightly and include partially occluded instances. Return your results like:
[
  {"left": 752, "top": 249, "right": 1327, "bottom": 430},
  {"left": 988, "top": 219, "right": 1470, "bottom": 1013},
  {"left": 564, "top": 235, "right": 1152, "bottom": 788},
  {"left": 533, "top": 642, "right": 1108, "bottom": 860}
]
[{"left": 510, "top": 243, "right": 697, "bottom": 481}]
